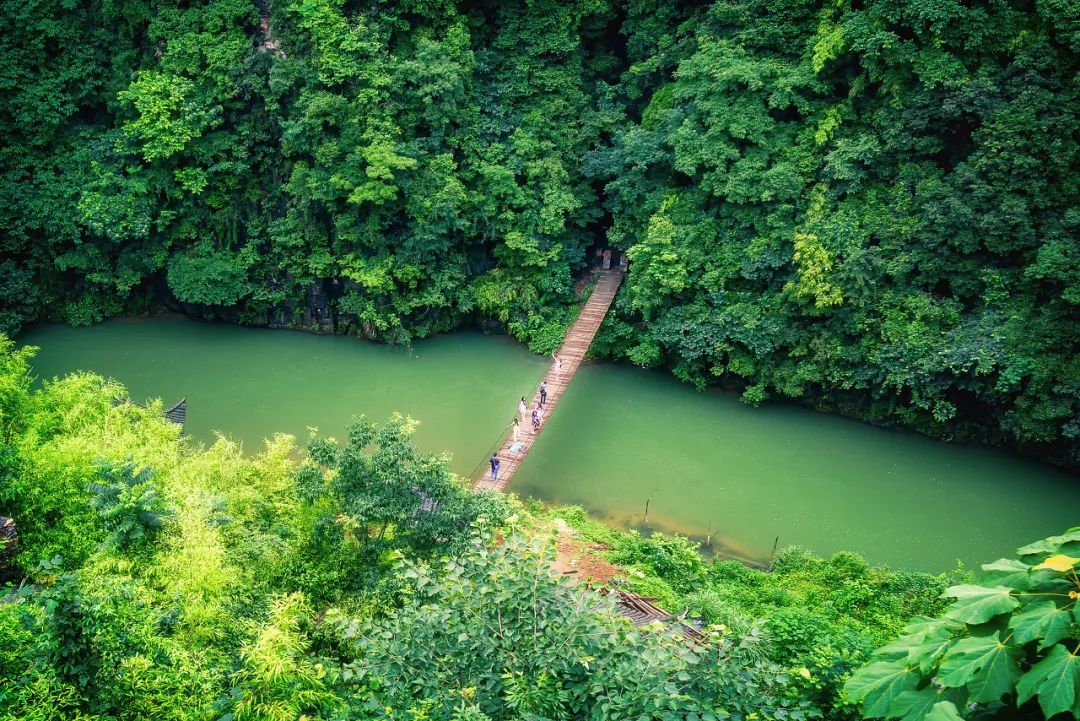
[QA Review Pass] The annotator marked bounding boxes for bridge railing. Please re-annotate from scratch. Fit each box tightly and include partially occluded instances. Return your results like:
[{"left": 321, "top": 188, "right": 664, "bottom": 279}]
[
  {"left": 466, "top": 372, "right": 547, "bottom": 484},
  {"left": 466, "top": 267, "right": 621, "bottom": 486}
]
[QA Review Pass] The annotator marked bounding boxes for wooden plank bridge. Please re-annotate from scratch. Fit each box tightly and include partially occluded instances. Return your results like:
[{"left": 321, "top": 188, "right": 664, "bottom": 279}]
[{"left": 473, "top": 268, "right": 624, "bottom": 491}]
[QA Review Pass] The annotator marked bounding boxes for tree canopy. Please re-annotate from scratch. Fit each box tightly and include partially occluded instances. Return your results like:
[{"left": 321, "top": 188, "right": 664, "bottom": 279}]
[{"left": 1, "top": 0, "right": 1077, "bottom": 465}]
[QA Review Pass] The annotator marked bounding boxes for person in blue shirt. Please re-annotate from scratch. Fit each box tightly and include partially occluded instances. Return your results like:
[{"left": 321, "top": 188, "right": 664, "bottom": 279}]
[
  {"left": 490, "top": 454, "right": 501, "bottom": 480},
  {"left": 539, "top": 382, "right": 548, "bottom": 407}
]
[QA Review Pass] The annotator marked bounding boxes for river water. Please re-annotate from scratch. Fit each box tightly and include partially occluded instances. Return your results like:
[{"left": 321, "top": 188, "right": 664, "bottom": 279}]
[{"left": 21, "top": 316, "right": 1079, "bottom": 570}]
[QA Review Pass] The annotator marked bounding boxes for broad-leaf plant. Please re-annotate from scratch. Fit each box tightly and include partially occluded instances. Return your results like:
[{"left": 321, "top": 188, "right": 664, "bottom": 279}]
[{"left": 846, "top": 529, "right": 1080, "bottom": 720}]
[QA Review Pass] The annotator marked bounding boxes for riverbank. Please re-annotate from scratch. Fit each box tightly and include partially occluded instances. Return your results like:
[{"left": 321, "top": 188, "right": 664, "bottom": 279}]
[
  {"left": 40, "top": 276, "right": 1079, "bottom": 474},
  {"left": 516, "top": 499, "right": 950, "bottom": 716},
  {"left": 20, "top": 317, "right": 1080, "bottom": 571}
]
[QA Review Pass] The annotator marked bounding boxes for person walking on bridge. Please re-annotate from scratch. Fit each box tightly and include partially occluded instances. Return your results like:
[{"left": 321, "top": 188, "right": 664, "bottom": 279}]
[
  {"left": 518, "top": 396, "right": 527, "bottom": 421},
  {"left": 490, "top": 454, "right": 501, "bottom": 481},
  {"left": 539, "top": 381, "right": 548, "bottom": 407},
  {"left": 531, "top": 407, "right": 541, "bottom": 434}
]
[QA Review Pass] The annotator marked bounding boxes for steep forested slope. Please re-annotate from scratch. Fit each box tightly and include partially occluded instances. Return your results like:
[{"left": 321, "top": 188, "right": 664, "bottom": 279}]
[
  {"left": 1, "top": 0, "right": 610, "bottom": 346},
  {"left": 1, "top": 0, "right": 1077, "bottom": 463},
  {"left": 589, "top": 0, "right": 1080, "bottom": 464}
]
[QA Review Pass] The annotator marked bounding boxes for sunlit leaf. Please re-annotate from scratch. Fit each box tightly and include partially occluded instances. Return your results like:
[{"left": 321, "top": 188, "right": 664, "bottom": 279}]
[{"left": 1032, "top": 554, "right": 1079, "bottom": 572}]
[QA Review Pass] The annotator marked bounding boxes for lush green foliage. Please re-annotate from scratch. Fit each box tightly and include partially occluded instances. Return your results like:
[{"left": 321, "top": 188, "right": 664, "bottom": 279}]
[
  {"left": 0, "top": 339, "right": 1072, "bottom": 721},
  {"left": 2, "top": 0, "right": 1077, "bottom": 463},
  {"left": 846, "top": 529, "right": 1080, "bottom": 721},
  {"left": 588, "top": 0, "right": 1080, "bottom": 465},
  {"left": 0, "top": 339, "right": 508, "bottom": 719},
  {"left": 0, "top": 0, "right": 602, "bottom": 351},
  {"left": 87, "top": 459, "right": 171, "bottom": 551},
  {"left": 331, "top": 528, "right": 825, "bottom": 720},
  {"left": 546, "top": 504, "right": 949, "bottom": 719},
  {"left": 0, "top": 338, "right": 910, "bottom": 720}
]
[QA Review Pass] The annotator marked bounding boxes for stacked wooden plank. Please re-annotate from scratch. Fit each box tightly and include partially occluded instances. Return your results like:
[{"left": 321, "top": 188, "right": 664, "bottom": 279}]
[{"left": 609, "top": 590, "right": 704, "bottom": 642}]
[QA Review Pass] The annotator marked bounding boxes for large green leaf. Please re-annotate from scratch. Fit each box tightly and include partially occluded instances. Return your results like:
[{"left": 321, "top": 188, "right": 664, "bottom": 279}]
[
  {"left": 875, "top": 618, "right": 963, "bottom": 672},
  {"left": 1009, "top": 600, "right": 1074, "bottom": 650},
  {"left": 923, "top": 701, "right": 964, "bottom": 721},
  {"left": 843, "top": 660, "right": 920, "bottom": 718},
  {"left": 1016, "top": 530, "right": 1080, "bottom": 557},
  {"left": 937, "top": 633, "right": 1021, "bottom": 703},
  {"left": 942, "top": 585, "right": 1018, "bottom": 625},
  {"left": 1016, "top": 643, "right": 1080, "bottom": 719},
  {"left": 891, "top": 688, "right": 966, "bottom": 721},
  {"left": 901, "top": 617, "right": 964, "bottom": 637},
  {"left": 905, "top": 629, "right": 958, "bottom": 675},
  {"left": 979, "top": 558, "right": 1032, "bottom": 590},
  {"left": 891, "top": 688, "right": 938, "bottom": 721}
]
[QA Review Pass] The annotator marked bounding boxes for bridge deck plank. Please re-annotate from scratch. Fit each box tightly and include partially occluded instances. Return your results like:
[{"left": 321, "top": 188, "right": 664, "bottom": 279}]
[{"left": 474, "top": 269, "right": 624, "bottom": 492}]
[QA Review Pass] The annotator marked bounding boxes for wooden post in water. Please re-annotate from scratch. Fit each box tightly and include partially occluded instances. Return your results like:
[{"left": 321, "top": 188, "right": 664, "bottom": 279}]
[
  {"left": 644, "top": 498, "right": 650, "bottom": 526},
  {"left": 769, "top": 536, "right": 780, "bottom": 567}
]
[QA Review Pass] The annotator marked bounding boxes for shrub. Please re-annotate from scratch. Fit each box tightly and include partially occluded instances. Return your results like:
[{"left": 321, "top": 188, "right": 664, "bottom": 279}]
[
  {"left": 332, "top": 528, "right": 826, "bottom": 720},
  {"left": 226, "top": 593, "right": 340, "bottom": 721},
  {"left": 87, "top": 459, "right": 171, "bottom": 552},
  {"left": 609, "top": 531, "right": 706, "bottom": 593}
]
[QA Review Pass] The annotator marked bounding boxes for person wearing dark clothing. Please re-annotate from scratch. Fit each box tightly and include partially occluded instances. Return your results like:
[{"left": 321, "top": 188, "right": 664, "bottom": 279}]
[
  {"left": 531, "top": 408, "right": 541, "bottom": 433},
  {"left": 490, "top": 454, "right": 501, "bottom": 480},
  {"left": 539, "top": 382, "right": 548, "bottom": 407}
]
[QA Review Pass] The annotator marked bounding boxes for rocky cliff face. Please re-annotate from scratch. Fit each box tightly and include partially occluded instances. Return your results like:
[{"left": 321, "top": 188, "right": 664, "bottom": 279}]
[{"left": 158, "top": 275, "right": 339, "bottom": 335}]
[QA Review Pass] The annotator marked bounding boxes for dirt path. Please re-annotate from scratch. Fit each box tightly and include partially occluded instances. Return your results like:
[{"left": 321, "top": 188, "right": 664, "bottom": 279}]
[{"left": 549, "top": 517, "right": 621, "bottom": 586}]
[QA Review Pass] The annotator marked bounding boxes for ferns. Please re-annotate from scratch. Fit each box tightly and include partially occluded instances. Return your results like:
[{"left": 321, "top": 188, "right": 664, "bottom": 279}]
[{"left": 87, "top": 459, "right": 171, "bottom": 551}]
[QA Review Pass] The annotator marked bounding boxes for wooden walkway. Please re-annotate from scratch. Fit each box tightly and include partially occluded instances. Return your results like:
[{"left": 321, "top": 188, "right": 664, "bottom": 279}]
[{"left": 474, "top": 269, "right": 624, "bottom": 491}]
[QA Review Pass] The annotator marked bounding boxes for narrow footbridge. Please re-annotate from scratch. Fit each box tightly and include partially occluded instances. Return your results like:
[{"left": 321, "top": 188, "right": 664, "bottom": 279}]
[{"left": 473, "top": 269, "right": 624, "bottom": 491}]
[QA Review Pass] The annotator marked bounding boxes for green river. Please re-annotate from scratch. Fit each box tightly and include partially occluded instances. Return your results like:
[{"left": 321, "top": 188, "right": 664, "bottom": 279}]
[{"left": 21, "top": 316, "right": 1080, "bottom": 571}]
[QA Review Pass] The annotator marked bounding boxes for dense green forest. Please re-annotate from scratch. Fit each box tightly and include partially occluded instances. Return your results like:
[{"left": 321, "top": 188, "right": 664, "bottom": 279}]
[
  {"left": 1, "top": 0, "right": 1077, "bottom": 465},
  {"left": 3, "top": 2, "right": 1079, "bottom": 719},
  {"left": 3, "top": 338, "right": 1078, "bottom": 720}
]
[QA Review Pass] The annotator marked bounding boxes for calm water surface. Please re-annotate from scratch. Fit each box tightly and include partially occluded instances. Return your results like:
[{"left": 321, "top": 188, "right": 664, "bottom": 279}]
[
  {"left": 24, "top": 316, "right": 548, "bottom": 477},
  {"left": 511, "top": 364, "right": 1080, "bottom": 570},
  {"left": 22, "top": 317, "right": 1080, "bottom": 570}
]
